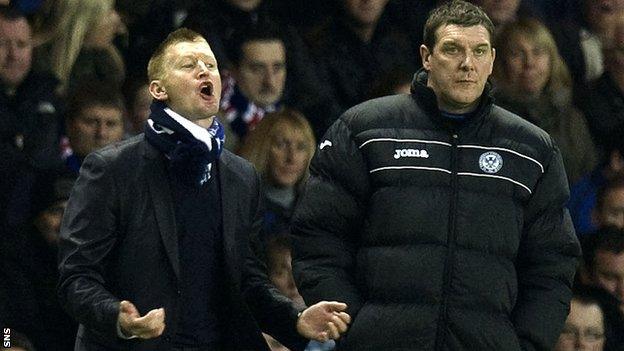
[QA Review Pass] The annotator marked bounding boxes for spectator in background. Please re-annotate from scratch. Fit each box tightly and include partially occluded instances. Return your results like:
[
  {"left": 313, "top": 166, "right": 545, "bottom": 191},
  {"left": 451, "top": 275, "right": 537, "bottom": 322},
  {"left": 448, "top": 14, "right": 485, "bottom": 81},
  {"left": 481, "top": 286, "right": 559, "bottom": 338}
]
[
  {"left": 0, "top": 5, "right": 62, "bottom": 235},
  {"left": 592, "top": 176, "right": 624, "bottom": 230},
  {"left": 31, "top": 0, "right": 126, "bottom": 95},
  {"left": 304, "top": 0, "right": 417, "bottom": 120},
  {"left": 554, "top": 289, "right": 608, "bottom": 351},
  {"left": 220, "top": 24, "right": 287, "bottom": 150},
  {"left": 60, "top": 84, "right": 125, "bottom": 174},
  {"left": 265, "top": 234, "right": 306, "bottom": 310},
  {"left": 578, "top": 17, "right": 624, "bottom": 154},
  {"left": 0, "top": 82, "right": 122, "bottom": 235},
  {"left": 569, "top": 142, "right": 624, "bottom": 236},
  {"left": 580, "top": 226, "right": 624, "bottom": 316},
  {"left": 263, "top": 235, "right": 337, "bottom": 351},
  {"left": 1, "top": 170, "right": 77, "bottom": 351},
  {"left": 239, "top": 109, "right": 315, "bottom": 243},
  {"left": 492, "top": 18, "right": 597, "bottom": 183},
  {"left": 550, "top": 0, "right": 624, "bottom": 94},
  {"left": 469, "top": 0, "right": 542, "bottom": 28},
  {"left": 240, "top": 109, "right": 333, "bottom": 351},
  {"left": 0, "top": 5, "right": 62, "bottom": 169}
]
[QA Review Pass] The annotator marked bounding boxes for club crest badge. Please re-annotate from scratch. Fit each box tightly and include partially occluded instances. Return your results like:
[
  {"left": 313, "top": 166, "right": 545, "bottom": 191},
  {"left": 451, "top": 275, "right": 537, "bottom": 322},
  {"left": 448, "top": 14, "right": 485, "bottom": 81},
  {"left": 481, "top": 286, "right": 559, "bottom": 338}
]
[{"left": 479, "top": 151, "right": 503, "bottom": 174}]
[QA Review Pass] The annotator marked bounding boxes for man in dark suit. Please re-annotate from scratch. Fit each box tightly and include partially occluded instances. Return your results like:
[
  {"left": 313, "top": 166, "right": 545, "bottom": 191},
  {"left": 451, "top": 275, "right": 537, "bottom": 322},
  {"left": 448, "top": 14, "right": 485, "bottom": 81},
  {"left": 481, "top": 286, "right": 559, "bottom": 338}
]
[{"left": 57, "top": 28, "right": 350, "bottom": 351}]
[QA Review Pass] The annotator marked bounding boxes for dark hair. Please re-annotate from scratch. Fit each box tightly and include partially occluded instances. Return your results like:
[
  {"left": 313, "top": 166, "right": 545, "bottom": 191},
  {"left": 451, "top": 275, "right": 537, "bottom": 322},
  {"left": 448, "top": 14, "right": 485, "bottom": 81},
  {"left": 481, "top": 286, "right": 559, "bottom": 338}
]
[
  {"left": 122, "top": 72, "right": 149, "bottom": 111},
  {"left": 582, "top": 225, "right": 624, "bottom": 270},
  {"left": 0, "top": 5, "right": 27, "bottom": 21},
  {"left": 65, "top": 83, "right": 125, "bottom": 122},
  {"left": 30, "top": 169, "right": 76, "bottom": 218},
  {"left": 147, "top": 28, "right": 206, "bottom": 81},
  {"left": 423, "top": 0, "right": 494, "bottom": 50},
  {"left": 367, "top": 65, "right": 414, "bottom": 99},
  {"left": 227, "top": 19, "right": 285, "bottom": 65}
]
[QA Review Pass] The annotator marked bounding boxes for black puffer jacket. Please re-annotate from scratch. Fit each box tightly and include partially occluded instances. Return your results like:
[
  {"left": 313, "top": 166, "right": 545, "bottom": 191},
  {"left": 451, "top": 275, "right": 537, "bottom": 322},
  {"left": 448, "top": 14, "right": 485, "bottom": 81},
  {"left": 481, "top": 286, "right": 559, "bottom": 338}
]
[{"left": 291, "top": 71, "right": 581, "bottom": 351}]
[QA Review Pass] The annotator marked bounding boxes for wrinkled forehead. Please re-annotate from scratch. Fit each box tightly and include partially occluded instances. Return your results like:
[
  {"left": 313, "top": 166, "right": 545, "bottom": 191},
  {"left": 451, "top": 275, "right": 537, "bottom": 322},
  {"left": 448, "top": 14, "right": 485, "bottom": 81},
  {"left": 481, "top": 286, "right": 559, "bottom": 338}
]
[
  {"left": 434, "top": 24, "right": 492, "bottom": 47},
  {"left": 166, "top": 39, "right": 215, "bottom": 60}
]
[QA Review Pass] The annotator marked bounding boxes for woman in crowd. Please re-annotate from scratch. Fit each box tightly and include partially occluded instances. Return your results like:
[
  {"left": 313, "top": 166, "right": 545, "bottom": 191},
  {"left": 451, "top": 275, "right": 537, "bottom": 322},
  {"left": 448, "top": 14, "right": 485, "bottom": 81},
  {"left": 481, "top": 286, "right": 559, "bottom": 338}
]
[
  {"left": 239, "top": 107, "right": 331, "bottom": 351},
  {"left": 32, "top": 0, "right": 126, "bottom": 95},
  {"left": 492, "top": 17, "right": 597, "bottom": 183},
  {"left": 239, "top": 108, "right": 316, "bottom": 232}
]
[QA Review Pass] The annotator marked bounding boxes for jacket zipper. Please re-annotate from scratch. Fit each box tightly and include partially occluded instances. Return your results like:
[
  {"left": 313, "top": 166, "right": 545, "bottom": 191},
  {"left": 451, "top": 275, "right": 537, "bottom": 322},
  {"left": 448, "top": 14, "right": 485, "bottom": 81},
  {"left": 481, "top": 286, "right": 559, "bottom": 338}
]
[{"left": 434, "top": 132, "right": 459, "bottom": 351}]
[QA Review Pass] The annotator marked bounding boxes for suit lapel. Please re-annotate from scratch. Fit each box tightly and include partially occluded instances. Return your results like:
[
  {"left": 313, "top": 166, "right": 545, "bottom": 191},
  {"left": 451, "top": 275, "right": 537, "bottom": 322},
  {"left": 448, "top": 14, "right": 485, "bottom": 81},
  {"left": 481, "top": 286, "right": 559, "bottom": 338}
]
[{"left": 143, "top": 141, "right": 180, "bottom": 279}]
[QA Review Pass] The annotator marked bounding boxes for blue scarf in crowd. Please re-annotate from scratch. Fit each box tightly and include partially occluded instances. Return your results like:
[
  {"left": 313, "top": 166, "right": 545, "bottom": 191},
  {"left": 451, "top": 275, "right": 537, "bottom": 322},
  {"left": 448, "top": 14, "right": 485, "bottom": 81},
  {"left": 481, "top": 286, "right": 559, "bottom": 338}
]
[{"left": 144, "top": 100, "right": 225, "bottom": 186}]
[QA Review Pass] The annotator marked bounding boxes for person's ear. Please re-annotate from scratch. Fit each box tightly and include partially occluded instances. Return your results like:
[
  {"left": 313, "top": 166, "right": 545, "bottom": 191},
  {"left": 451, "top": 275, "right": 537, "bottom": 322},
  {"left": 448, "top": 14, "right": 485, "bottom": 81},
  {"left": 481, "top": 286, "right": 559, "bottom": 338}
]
[
  {"left": 149, "top": 80, "right": 168, "bottom": 101},
  {"left": 489, "top": 47, "right": 496, "bottom": 74},
  {"left": 420, "top": 44, "right": 432, "bottom": 70}
]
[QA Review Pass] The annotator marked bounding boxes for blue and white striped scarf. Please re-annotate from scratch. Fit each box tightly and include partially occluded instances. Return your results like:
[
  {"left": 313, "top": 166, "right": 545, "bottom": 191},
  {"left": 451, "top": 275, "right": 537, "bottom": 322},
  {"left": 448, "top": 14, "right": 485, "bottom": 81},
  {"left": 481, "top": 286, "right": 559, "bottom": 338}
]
[{"left": 144, "top": 100, "right": 225, "bottom": 186}]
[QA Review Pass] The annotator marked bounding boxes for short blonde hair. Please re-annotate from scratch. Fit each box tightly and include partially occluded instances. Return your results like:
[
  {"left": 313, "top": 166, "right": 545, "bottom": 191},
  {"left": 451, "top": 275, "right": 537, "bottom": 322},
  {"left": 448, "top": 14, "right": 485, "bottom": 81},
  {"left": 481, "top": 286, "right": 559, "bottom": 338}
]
[
  {"left": 147, "top": 28, "right": 206, "bottom": 81},
  {"left": 239, "top": 108, "right": 316, "bottom": 183}
]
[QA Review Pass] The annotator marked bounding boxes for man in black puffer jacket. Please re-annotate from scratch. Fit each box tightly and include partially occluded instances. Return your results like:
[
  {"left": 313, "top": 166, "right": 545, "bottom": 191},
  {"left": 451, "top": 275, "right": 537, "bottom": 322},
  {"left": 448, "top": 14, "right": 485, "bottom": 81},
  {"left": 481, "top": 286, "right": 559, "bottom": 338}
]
[{"left": 291, "top": 1, "right": 581, "bottom": 350}]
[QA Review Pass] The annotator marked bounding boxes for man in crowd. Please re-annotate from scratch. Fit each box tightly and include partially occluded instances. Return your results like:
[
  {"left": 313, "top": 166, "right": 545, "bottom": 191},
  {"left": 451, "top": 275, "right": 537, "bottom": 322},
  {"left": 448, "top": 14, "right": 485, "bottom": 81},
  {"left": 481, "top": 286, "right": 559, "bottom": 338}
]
[
  {"left": 581, "top": 226, "right": 624, "bottom": 316},
  {"left": 0, "top": 5, "right": 62, "bottom": 232},
  {"left": 220, "top": 24, "right": 287, "bottom": 149},
  {"left": 569, "top": 141, "right": 624, "bottom": 235},
  {"left": 304, "top": 0, "right": 417, "bottom": 123},
  {"left": 553, "top": 289, "right": 608, "bottom": 351},
  {"left": 61, "top": 84, "right": 126, "bottom": 174},
  {"left": 291, "top": 1, "right": 580, "bottom": 350},
  {"left": 0, "top": 5, "right": 61, "bottom": 169},
  {"left": 57, "top": 28, "right": 349, "bottom": 351}
]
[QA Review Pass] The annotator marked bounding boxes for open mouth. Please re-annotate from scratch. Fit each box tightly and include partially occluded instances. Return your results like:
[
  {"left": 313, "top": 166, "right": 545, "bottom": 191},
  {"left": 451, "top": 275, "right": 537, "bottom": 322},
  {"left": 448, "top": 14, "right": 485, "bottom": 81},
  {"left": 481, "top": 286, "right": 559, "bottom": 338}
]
[{"left": 200, "top": 82, "right": 213, "bottom": 98}]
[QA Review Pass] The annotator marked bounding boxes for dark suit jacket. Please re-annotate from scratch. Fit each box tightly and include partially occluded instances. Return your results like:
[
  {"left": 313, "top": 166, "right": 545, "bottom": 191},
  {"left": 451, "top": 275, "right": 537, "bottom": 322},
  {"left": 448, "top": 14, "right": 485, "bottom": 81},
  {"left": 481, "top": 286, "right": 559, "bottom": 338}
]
[{"left": 58, "top": 135, "right": 307, "bottom": 351}]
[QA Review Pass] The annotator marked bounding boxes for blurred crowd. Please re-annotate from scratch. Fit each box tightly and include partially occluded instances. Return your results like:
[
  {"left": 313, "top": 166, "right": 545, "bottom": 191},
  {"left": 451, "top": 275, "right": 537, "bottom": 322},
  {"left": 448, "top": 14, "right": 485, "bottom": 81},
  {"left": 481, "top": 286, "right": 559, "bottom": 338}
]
[{"left": 1, "top": 0, "right": 624, "bottom": 350}]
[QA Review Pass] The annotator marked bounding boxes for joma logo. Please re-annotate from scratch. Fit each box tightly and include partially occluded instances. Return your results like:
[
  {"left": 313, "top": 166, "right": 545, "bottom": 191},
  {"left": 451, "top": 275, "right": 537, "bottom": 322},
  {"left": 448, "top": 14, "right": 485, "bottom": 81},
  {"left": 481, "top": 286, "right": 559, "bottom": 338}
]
[{"left": 394, "top": 149, "right": 429, "bottom": 159}]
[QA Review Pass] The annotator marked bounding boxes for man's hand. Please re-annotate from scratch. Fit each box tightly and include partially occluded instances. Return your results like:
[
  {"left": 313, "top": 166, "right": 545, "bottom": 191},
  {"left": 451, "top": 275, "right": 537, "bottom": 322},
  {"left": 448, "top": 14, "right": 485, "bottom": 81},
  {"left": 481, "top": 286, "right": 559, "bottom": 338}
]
[
  {"left": 118, "top": 300, "right": 166, "bottom": 339},
  {"left": 296, "top": 301, "right": 351, "bottom": 342}
]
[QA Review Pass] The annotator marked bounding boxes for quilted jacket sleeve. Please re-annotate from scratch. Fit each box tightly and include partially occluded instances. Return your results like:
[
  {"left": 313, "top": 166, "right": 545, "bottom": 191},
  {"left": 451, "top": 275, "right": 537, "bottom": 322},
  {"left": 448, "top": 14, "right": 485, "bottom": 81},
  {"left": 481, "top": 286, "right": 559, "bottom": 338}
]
[
  {"left": 512, "top": 143, "right": 581, "bottom": 351},
  {"left": 291, "top": 116, "right": 370, "bottom": 318}
]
